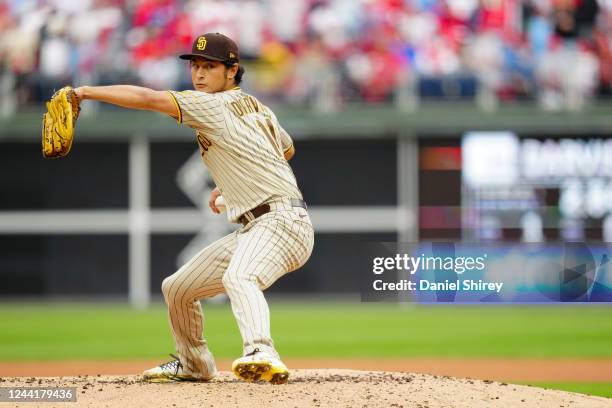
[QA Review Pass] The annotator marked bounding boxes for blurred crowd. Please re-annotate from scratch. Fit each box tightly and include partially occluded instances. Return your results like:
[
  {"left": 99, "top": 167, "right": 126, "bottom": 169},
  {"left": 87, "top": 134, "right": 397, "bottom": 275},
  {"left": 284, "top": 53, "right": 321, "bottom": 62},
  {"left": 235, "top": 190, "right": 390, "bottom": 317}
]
[{"left": 1, "top": 0, "right": 611, "bottom": 114}]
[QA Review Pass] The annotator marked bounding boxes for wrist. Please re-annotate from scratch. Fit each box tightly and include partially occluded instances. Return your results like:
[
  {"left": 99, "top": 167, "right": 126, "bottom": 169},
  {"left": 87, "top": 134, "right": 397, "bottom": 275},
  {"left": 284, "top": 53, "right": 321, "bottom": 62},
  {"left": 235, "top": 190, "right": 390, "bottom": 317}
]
[{"left": 75, "top": 86, "right": 88, "bottom": 100}]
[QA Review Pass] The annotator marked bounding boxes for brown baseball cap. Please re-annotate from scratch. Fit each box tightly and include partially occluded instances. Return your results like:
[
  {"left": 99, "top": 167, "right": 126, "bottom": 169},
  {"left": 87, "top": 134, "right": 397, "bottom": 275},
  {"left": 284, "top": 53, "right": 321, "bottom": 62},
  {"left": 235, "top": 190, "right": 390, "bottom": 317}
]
[{"left": 179, "top": 33, "right": 240, "bottom": 64}]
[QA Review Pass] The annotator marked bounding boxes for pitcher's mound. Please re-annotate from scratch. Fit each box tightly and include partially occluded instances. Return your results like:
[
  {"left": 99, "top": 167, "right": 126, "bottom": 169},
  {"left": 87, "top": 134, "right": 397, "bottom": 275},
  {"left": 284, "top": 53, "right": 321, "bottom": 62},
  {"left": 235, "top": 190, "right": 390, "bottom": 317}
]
[{"left": 1, "top": 369, "right": 610, "bottom": 408}]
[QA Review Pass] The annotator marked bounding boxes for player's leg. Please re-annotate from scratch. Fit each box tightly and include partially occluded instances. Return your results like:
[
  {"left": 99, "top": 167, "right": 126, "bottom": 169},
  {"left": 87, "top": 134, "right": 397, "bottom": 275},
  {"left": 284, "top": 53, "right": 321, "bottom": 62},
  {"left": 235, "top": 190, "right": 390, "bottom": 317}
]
[
  {"left": 223, "top": 207, "right": 314, "bottom": 383},
  {"left": 144, "top": 230, "right": 238, "bottom": 382}
]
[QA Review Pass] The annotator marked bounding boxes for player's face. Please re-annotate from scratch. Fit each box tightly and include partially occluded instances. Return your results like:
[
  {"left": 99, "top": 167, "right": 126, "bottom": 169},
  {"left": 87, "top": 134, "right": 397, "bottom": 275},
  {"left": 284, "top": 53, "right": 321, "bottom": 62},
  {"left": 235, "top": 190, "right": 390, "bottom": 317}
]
[{"left": 190, "top": 58, "right": 234, "bottom": 93}]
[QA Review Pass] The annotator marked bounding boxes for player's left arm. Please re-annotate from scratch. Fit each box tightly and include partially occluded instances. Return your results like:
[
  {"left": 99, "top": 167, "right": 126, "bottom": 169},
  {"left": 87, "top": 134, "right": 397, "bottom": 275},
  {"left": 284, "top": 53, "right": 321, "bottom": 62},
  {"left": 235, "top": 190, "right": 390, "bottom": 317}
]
[{"left": 75, "top": 85, "right": 178, "bottom": 119}]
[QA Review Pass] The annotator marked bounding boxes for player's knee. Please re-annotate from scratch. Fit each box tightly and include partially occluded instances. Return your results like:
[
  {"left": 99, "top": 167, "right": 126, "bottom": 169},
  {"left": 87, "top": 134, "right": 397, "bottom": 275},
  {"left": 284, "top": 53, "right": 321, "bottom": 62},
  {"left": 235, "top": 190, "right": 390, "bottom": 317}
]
[
  {"left": 221, "top": 271, "right": 259, "bottom": 291},
  {"left": 221, "top": 272, "right": 236, "bottom": 291},
  {"left": 161, "top": 275, "right": 177, "bottom": 303},
  {"left": 222, "top": 272, "right": 246, "bottom": 290},
  {"left": 163, "top": 273, "right": 202, "bottom": 305}
]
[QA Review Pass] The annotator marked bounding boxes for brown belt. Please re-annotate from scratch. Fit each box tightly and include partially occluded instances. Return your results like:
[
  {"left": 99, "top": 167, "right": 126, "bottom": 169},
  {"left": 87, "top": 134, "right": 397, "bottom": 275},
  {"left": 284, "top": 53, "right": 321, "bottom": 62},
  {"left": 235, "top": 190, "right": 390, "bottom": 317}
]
[{"left": 238, "top": 199, "right": 307, "bottom": 226}]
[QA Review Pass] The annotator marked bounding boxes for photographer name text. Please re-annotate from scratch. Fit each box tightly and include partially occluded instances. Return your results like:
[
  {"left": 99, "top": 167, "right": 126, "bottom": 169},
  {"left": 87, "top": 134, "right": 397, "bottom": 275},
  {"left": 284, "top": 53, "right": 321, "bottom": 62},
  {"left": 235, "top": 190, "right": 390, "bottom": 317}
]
[{"left": 372, "top": 279, "right": 503, "bottom": 293}]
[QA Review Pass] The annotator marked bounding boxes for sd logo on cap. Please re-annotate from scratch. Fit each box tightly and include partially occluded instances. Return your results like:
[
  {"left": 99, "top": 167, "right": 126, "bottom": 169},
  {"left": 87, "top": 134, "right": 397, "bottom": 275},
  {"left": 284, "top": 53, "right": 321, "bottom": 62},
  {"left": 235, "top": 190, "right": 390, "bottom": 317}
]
[
  {"left": 196, "top": 36, "right": 207, "bottom": 50},
  {"left": 179, "top": 33, "right": 240, "bottom": 64}
]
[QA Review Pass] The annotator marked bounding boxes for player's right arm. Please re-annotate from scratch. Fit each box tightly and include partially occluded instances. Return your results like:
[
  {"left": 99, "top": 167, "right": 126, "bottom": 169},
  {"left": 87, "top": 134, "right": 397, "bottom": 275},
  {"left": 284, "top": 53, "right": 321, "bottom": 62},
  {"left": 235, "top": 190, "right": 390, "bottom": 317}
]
[
  {"left": 279, "top": 127, "right": 295, "bottom": 161},
  {"left": 283, "top": 141, "right": 295, "bottom": 161},
  {"left": 264, "top": 105, "right": 295, "bottom": 161},
  {"left": 75, "top": 85, "right": 179, "bottom": 119}
]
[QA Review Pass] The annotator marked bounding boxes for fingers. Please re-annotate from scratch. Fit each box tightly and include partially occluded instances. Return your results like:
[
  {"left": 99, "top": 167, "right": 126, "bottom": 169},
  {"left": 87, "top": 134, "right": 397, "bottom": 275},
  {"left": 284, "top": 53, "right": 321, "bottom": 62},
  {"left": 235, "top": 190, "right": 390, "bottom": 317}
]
[
  {"left": 208, "top": 187, "right": 221, "bottom": 214},
  {"left": 208, "top": 194, "right": 220, "bottom": 214},
  {"left": 209, "top": 200, "right": 220, "bottom": 214}
]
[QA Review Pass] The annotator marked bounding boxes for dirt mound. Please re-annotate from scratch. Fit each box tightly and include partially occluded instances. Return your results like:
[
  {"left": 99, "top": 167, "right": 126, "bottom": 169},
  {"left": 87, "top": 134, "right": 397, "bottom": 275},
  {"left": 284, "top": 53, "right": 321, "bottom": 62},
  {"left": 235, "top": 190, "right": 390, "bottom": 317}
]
[
  {"left": 3, "top": 358, "right": 612, "bottom": 382},
  {"left": 1, "top": 370, "right": 610, "bottom": 408}
]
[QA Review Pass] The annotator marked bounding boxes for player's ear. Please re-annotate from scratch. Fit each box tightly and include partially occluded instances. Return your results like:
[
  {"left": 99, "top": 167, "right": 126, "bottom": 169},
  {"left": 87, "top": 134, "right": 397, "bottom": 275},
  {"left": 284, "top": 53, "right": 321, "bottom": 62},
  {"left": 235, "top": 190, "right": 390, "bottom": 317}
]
[{"left": 227, "top": 64, "right": 239, "bottom": 79}]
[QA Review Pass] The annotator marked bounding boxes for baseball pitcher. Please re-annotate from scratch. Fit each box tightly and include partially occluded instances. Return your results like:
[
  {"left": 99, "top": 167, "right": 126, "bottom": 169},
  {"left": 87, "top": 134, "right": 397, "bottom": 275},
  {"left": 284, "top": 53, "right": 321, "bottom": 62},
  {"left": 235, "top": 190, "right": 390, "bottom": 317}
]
[{"left": 46, "top": 33, "right": 314, "bottom": 384}]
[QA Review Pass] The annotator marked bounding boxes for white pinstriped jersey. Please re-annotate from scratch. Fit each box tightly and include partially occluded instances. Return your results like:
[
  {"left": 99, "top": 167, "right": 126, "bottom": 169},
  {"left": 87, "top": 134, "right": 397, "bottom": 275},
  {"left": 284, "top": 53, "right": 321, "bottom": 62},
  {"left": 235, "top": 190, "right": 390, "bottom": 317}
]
[{"left": 167, "top": 88, "right": 303, "bottom": 223}]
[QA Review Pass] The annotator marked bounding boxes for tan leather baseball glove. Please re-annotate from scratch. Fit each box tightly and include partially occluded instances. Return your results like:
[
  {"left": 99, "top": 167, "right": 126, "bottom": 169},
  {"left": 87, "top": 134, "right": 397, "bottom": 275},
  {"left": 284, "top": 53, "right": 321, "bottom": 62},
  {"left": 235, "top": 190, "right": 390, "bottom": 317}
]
[{"left": 42, "top": 86, "right": 81, "bottom": 158}]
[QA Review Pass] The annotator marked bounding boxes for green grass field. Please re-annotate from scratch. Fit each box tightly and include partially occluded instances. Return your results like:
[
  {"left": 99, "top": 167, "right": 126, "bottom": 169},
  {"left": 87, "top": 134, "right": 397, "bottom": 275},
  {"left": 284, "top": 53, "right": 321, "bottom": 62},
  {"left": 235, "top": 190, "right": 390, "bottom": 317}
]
[
  {"left": 0, "top": 302, "right": 610, "bottom": 397},
  {"left": 519, "top": 382, "right": 612, "bottom": 399}
]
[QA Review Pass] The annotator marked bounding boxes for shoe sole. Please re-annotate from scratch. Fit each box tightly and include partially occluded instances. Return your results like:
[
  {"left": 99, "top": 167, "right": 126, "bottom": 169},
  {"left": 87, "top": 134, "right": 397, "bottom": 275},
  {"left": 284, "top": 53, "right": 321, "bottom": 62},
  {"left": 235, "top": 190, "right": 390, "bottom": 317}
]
[
  {"left": 232, "top": 362, "right": 289, "bottom": 385},
  {"left": 142, "top": 374, "right": 208, "bottom": 383},
  {"left": 143, "top": 375, "right": 175, "bottom": 384}
]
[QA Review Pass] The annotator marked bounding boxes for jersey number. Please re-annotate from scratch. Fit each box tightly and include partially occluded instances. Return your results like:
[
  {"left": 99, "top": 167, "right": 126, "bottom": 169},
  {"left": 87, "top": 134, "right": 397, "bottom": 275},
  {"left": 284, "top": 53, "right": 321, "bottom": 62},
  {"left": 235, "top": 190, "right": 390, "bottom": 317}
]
[
  {"left": 256, "top": 118, "right": 283, "bottom": 159},
  {"left": 197, "top": 134, "right": 213, "bottom": 154}
]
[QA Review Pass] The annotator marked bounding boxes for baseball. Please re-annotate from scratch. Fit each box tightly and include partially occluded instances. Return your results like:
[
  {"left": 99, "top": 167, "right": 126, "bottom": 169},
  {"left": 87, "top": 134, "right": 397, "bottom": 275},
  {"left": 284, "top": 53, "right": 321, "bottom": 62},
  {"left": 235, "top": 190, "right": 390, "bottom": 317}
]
[{"left": 214, "top": 195, "right": 226, "bottom": 212}]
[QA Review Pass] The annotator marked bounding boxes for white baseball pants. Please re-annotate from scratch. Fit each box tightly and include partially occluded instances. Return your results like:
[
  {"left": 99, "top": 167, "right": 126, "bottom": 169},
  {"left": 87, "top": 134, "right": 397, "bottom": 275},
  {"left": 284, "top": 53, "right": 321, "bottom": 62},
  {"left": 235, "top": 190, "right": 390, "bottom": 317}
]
[{"left": 161, "top": 201, "right": 314, "bottom": 377}]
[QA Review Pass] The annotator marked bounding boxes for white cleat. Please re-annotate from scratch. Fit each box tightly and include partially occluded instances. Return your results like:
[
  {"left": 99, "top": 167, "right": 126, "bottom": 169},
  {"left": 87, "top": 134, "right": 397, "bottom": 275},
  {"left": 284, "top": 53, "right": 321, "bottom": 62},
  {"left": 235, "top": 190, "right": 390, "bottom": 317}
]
[
  {"left": 143, "top": 354, "right": 215, "bottom": 383},
  {"left": 231, "top": 348, "right": 289, "bottom": 385}
]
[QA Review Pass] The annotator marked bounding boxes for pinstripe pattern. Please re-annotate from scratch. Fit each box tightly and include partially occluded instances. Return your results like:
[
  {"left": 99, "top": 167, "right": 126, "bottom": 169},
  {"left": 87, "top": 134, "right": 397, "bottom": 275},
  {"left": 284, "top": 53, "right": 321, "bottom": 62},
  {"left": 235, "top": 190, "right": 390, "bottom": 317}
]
[
  {"left": 161, "top": 88, "right": 314, "bottom": 378},
  {"left": 168, "top": 89, "right": 302, "bottom": 223},
  {"left": 161, "top": 231, "right": 237, "bottom": 376},
  {"left": 161, "top": 205, "right": 314, "bottom": 374},
  {"left": 223, "top": 206, "right": 314, "bottom": 358}
]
